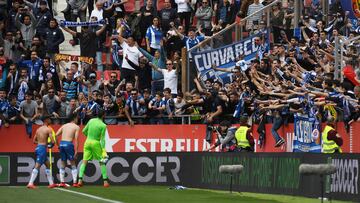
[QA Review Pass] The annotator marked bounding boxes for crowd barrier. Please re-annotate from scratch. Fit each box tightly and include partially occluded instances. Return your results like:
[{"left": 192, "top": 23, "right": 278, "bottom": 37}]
[
  {"left": 0, "top": 152, "right": 358, "bottom": 202},
  {"left": 0, "top": 122, "right": 359, "bottom": 153}
]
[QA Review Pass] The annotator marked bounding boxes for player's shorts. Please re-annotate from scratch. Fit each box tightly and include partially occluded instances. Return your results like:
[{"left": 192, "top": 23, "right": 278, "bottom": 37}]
[
  {"left": 59, "top": 141, "right": 75, "bottom": 161},
  {"left": 35, "top": 144, "right": 47, "bottom": 165},
  {"left": 83, "top": 139, "right": 102, "bottom": 161}
]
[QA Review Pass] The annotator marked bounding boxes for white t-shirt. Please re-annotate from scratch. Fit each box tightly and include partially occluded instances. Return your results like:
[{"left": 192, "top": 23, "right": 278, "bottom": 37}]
[
  {"left": 121, "top": 42, "right": 143, "bottom": 70},
  {"left": 90, "top": 8, "right": 104, "bottom": 21},
  {"left": 161, "top": 69, "right": 178, "bottom": 94}
]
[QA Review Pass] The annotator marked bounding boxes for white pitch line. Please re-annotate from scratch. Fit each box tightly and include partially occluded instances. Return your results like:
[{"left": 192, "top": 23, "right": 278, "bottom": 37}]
[{"left": 55, "top": 188, "right": 123, "bottom": 203}]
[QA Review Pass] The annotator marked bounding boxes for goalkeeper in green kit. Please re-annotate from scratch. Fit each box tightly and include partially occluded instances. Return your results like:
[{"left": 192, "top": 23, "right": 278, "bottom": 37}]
[{"left": 78, "top": 110, "right": 110, "bottom": 187}]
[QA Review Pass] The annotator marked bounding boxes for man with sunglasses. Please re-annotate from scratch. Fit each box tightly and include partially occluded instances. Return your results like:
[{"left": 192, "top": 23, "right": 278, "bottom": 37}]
[
  {"left": 124, "top": 88, "right": 146, "bottom": 126},
  {"left": 100, "top": 72, "right": 120, "bottom": 97}
]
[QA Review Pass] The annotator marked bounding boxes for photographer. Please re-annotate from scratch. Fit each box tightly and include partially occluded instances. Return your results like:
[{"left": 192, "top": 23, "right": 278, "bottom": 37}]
[{"left": 204, "top": 120, "right": 237, "bottom": 152}]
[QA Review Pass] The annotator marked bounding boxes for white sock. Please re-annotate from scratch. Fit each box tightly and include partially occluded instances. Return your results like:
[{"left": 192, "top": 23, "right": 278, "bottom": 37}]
[
  {"left": 71, "top": 166, "right": 78, "bottom": 184},
  {"left": 59, "top": 168, "right": 65, "bottom": 183},
  {"left": 45, "top": 169, "right": 54, "bottom": 185},
  {"left": 28, "top": 168, "right": 38, "bottom": 185}
]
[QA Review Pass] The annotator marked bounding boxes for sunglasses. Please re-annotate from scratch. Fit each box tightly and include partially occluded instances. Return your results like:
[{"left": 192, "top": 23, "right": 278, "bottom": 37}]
[
  {"left": 111, "top": 76, "right": 117, "bottom": 78},
  {"left": 166, "top": 63, "right": 172, "bottom": 65}
]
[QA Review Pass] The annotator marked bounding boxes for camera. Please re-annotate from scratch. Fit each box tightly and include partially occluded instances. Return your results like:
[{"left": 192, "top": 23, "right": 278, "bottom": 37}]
[{"left": 207, "top": 125, "right": 219, "bottom": 132}]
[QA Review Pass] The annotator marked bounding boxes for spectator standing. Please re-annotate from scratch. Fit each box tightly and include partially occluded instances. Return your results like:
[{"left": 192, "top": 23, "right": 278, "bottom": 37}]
[
  {"left": 3, "top": 31, "right": 15, "bottom": 62},
  {"left": 6, "top": 1, "right": 21, "bottom": 33},
  {"left": 34, "top": 0, "right": 52, "bottom": 39},
  {"left": 5, "top": 95, "right": 20, "bottom": 125},
  {"left": 117, "top": 27, "right": 143, "bottom": 83},
  {"left": 15, "top": 68, "right": 29, "bottom": 103},
  {"left": 61, "top": 22, "right": 106, "bottom": 59},
  {"left": 162, "top": 88, "right": 175, "bottom": 124},
  {"left": 5, "top": 63, "right": 19, "bottom": 96},
  {"left": 150, "top": 59, "right": 178, "bottom": 96},
  {"left": 148, "top": 91, "right": 164, "bottom": 124},
  {"left": 195, "top": 0, "right": 213, "bottom": 36},
  {"left": 270, "top": 3, "right": 284, "bottom": 43},
  {"left": 15, "top": 8, "right": 37, "bottom": 49},
  {"left": 0, "top": 48, "right": 11, "bottom": 89},
  {"left": 62, "top": 71, "right": 80, "bottom": 101},
  {"left": 217, "top": 0, "right": 237, "bottom": 27},
  {"left": 0, "top": 89, "right": 9, "bottom": 127},
  {"left": 42, "top": 88, "right": 59, "bottom": 117},
  {"left": 175, "top": 0, "right": 192, "bottom": 34},
  {"left": 19, "top": 51, "right": 42, "bottom": 91},
  {"left": 246, "top": 0, "right": 264, "bottom": 30},
  {"left": 19, "top": 91, "right": 38, "bottom": 137},
  {"left": 103, "top": 93, "right": 118, "bottom": 124},
  {"left": 125, "top": 55, "right": 152, "bottom": 91},
  {"left": 158, "top": 0, "right": 177, "bottom": 34},
  {"left": 145, "top": 17, "right": 163, "bottom": 55},
  {"left": 138, "top": 44, "right": 166, "bottom": 94},
  {"left": 27, "top": 36, "right": 46, "bottom": 59},
  {"left": 39, "top": 57, "right": 61, "bottom": 92},
  {"left": 138, "top": 0, "right": 157, "bottom": 45},
  {"left": 100, "top": 71, "right": 120, "bottom": 97},
  {"left": 44, "top": 19, "right": 64, "bottom": 60},
  {"left": 66, "top": 0, "right": 88, "bottom": 45},
  {"left": 124, "top": 88, "right": 146, "bottom": 125}
]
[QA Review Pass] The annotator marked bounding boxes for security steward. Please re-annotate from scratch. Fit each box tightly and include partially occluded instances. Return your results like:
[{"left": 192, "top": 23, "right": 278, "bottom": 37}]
[
  {"left": 322, "top": 117, "right": 343, "bottom": 153},
  {"left": 234, "top": 115, "right": 254, "bottom": 152},
  {"left": 204, "top": 120, "right": 237, "bottom": 152}
]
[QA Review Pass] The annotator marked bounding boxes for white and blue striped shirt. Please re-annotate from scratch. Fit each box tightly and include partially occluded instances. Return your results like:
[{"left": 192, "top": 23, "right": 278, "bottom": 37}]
[{"left": 146, "top": 25, "right": 163, "bottom": 50}]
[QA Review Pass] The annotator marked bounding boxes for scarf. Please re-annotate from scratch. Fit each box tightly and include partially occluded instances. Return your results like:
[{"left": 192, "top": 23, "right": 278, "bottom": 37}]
[{"left": 60, "top": 19, "right": 105, "bottom": 27}]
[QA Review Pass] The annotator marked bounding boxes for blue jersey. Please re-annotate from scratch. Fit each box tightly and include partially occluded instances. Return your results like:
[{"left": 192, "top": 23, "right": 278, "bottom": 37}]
[
  {"left": 35, "top": 144, "right": 47, "bottom": 165},
  {"left": 59, "top": 141, "right": 75, "bottom": 161}
]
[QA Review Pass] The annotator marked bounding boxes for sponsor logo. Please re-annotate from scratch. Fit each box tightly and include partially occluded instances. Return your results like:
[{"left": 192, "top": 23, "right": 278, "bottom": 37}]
[
  {"left": 0, "top": 156, "right": 10, "bottom": 184},
  {"left": 331, "top": 159, "right": 359, "bottom": 195},
  {"left": 16, "top": 156, "right": 181, "bottom": 184}
]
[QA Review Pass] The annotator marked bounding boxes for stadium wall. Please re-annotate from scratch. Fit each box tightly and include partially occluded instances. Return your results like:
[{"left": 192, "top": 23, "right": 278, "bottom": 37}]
[
  {"left": 0, "top": 123, "right": 359, "bottom": 153},
  {"left": 0, "top": 152, "right": 358, "bottom": 202}
]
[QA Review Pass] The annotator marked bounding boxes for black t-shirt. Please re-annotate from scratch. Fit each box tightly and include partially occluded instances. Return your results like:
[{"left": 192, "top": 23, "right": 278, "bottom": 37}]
[{"left": 76, "top": 30, "right": 97, "bottom": 58}]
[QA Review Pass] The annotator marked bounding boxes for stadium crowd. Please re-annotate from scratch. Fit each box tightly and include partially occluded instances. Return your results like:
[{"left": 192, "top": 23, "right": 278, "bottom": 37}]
[{"left": 0, "top": 0, "right": 359, "bottom": 146}]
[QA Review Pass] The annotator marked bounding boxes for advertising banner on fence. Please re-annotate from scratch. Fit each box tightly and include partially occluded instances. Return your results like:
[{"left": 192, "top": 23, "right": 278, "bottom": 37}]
[
  {"left": 1, "top": 152, "right": 359, "bottom": 202},
  {"left": 191, "top": 31, "right": 269, "bottom": 84},
  {"left": 293, "top": 115, "right": 322, "bottom": 153},
  {"left": 0, "top": 125, "right": 212, "bottom": 153},
  {"left": 0, "top": 123, "right": 358, "bottom": 153}
]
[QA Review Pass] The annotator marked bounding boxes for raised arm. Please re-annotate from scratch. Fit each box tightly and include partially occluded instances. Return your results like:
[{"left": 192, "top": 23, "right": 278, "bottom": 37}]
[
  {"left": 61, "top": 26, "right": 77, "bottom": 37},
  {"left": 96, "top": 24, "right": 107, "bottom": 36},
  {"left": 149, "top": 62, "right": 162, "bottom": 73}
]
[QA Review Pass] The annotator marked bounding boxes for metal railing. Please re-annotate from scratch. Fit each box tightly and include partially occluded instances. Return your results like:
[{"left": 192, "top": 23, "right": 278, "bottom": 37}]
[{"left": 334, "top": 35, "right": 360, "bottom": 81}]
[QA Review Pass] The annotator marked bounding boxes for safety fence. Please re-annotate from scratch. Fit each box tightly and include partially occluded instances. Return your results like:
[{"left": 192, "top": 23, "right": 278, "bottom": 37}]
[{"left": 1, "top": 122, "right": 359, "bottom": 153}]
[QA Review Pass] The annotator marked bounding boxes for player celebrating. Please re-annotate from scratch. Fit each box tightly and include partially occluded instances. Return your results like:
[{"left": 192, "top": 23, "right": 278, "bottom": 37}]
[
  {"left": 27, "top": 115, "right": 57, "bottom": 189},
  {"left": 78, "top": 109, "right": 109, "bottom": 187},
  {"left": 55, "top": 113, "right": 80, "bottom": 187}
]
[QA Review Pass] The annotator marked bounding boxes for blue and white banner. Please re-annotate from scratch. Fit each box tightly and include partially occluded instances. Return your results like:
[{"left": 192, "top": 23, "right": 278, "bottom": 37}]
[
  {"left": 293, "top": 115, "right": 321, "bottom": 153},
  {"left": 60, "top": 19, "right": 105, "bottom": 27},
  {"left": 191, "top": 31, "right": 269, "bottom": 84}
]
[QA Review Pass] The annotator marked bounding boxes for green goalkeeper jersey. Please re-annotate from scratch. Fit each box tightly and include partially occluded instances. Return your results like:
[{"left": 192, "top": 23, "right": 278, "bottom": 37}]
[{"left": 82, "top": 118, "right": 107, "bottom": 148}]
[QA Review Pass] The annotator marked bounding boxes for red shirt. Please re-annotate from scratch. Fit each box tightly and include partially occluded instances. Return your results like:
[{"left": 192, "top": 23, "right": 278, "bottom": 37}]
[{"left": 343, "top": 65, "right": 360, "bottom": 86}]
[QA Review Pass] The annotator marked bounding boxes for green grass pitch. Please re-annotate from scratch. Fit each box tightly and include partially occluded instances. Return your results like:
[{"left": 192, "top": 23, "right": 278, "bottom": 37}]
[{"left": 0, "top": 186, "right": 354, "bottom": 203}]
